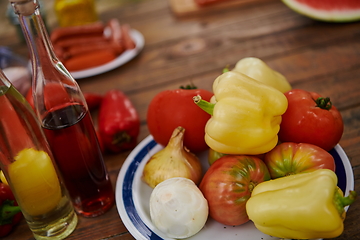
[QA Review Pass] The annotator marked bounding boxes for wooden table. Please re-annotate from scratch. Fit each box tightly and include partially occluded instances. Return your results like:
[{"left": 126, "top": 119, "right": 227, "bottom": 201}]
[{"left": 1, "top": 0, "right": 360, "bottom": 239}]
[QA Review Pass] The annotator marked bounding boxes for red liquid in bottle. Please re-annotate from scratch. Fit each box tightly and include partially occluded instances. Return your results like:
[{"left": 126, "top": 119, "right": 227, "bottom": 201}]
[{"left": 42, "top": 103, "right": 114, "bottom": 217}]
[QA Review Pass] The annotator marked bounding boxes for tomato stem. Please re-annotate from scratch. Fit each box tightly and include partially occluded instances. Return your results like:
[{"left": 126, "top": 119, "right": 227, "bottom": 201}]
[
  {"left": 193, "top": 95, "right": 214, "bottom": 115},
  {"left": 314, "top": 97, "right": 332, "bottom": 110},
  {"left": 248, "top": 182, "right": 256, "bottom": 193},
  {"left": 180, "top": 84, "right": 197, "bottom": 89}
]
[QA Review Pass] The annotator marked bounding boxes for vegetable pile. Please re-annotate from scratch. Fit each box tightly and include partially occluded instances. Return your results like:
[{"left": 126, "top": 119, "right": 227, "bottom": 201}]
[{"left": 143, "top": 57, "right": 357, "bottom": 239}]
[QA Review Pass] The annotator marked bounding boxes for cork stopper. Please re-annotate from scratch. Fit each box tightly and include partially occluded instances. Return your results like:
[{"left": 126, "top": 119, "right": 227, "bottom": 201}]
[{"left": 9, "top": 0, "right": 39, "bottom": 16}]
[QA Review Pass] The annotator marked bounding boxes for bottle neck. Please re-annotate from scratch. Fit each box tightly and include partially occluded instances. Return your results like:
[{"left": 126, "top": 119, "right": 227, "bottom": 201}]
[
  {"left": 9, "top": 0, "right": 87, "bottom": 119},
  {"left": 11, "top": 0, "right": 60, "bottom": 80}
]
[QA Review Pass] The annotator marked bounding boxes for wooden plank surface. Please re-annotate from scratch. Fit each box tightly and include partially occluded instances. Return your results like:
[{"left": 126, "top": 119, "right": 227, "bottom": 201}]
[{"left": 1, "top": 0, "right": 360, "bottom": 239}]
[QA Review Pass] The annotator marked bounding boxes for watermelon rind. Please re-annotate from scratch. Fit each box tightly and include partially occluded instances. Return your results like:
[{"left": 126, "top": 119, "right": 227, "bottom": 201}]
[{"left": 282, "top": 0, "right": 360, "bottom": 23}]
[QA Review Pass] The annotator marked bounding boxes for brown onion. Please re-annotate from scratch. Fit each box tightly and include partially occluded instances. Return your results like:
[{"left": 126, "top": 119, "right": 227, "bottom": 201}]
[{"left": 142, "top": 126, "right": 202, "bottom": 188}]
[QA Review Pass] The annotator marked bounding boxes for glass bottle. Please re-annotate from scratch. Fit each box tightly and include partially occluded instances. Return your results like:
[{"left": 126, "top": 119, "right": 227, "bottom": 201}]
[
  {"left": 0, "top": 68, "right": 77, "bottom": 239},
  {"left": 9, "top": 0, "right": 114, "bottom": 217},
  {"left": 54, "top": 0, "right": 98, "bottom": 27}
]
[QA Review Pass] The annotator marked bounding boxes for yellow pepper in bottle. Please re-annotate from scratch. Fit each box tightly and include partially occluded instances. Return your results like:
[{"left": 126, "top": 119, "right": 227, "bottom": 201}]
[
  {"left": 232, "top": 57, "right": 292, "bottom": 93},
  {"left": 194, "top": 71, "right": 288, "bottom": 155},
  {"left": 246, "top": 169, "right": 357, "bottom": 239},
  {"left": 9, "top": 148, "right": 62, "bottom": 216}
]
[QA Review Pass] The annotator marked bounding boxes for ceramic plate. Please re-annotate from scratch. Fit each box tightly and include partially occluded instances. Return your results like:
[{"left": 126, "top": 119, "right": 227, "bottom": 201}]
[
  {"left": 115, "top": 135, "right": 354, "bottom": 240},
  {"left": 70, "top": 29, "right": 144, "bottom": 79}
]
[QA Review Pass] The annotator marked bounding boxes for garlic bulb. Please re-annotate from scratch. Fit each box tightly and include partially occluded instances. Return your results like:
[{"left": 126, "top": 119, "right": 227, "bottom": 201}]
[
  {"left": 150, "top": 177, "right": 209, "bottom": 238},
  {"left": 143, "top": 126, "right": 202, "bottom": 188}
]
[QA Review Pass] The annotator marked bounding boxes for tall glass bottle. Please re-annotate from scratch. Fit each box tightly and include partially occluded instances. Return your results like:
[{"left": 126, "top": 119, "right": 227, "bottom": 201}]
[
  {"left": 0, "top": 68, "right": 77, "bottom": 239},
  {"left": 9, "top": 0, "right": 114, "bottom": 217}
]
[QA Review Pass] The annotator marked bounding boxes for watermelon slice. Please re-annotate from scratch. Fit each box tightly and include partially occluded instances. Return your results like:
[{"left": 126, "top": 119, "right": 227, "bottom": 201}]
[{"left": 282, "top": 0, "right": 360, "bottom": 22}]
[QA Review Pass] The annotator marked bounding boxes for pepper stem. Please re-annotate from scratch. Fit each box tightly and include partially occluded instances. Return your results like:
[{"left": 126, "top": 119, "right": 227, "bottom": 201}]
[
  {"left": 193, "top": 95, "right": 215, "bottom": 115},
  {"left": 314, "top": 97, "right": 332, "bottom": 110},
  {"left": 112, "top": 131, "right": 131, "bottom": 146},
  {"left": 334, "top": 190, "right": 357, "bottom": 216},
  {"left": 0, "top": 200, "right": 21, "bottom": 225},
  {"left": 222, "top": 65, "right": 230, "bottom": 73}
]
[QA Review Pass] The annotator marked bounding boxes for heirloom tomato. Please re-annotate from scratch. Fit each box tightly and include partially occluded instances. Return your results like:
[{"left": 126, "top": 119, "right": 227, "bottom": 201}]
[
  {"left": 199, "top": 155, "right": 270, "bottom": 226},
  {"left": 147, "top": 86, "right": 213, "bottom": 152},
  {"left": 263, "top": 142, "right": 335, "bottom": 179},
  {"left": 279, "top": 89, "right": 343, "bottom": 151}
]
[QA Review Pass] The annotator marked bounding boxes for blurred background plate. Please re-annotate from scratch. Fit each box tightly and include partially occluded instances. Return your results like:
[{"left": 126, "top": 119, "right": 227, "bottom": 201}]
[{"left": 70, "top": 29, "right": 144, "bottom": 79}]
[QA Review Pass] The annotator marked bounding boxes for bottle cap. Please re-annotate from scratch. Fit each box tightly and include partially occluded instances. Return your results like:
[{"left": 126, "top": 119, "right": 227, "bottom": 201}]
[{"left": 9, "top": 0, "right": 39, "bottom": 16}]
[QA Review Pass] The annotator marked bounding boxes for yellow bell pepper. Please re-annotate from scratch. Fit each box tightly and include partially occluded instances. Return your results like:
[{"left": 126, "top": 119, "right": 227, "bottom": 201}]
[
  {"left": 246, "top": 169, "right": 357, "bottom": 239},
  {"left": 232, "top": 57, "right": 292, "bottom": 93},
  {"left": 194, "top": 71, "right": 288, "bottom": 155},
  {"left": 9, "top": 148, "right": 62, "bottom": 216}
]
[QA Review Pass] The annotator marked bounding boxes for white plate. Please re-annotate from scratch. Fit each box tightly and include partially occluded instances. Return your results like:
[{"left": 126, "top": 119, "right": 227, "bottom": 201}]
[
  {"left": 115, "top": 135, "right": 355, "bottom": 240},
  {"left": 70, "top": 29, "right": 144, "bottom": 79}
]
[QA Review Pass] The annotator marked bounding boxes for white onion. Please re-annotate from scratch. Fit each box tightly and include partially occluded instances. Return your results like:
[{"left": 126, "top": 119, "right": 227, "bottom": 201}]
[{"left": 149, "top": 177, "right": 209, "bottom": 239}]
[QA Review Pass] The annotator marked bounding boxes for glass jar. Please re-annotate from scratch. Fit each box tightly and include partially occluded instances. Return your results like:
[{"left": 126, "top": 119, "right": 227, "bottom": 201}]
[{"left": 0, "top": 69, "right": 77, "bottom": 240}]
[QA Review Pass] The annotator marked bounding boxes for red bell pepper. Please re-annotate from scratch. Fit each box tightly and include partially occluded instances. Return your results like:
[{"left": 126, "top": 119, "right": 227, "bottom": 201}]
[
  {"left": 98, "top": 90, "right": 140, "bottom": 153},
  {"left": 83, "top": 93, "right": 103, "bottom": 111},
  {"left": 0, "top": 182, "right": 22, "bottom": 237}
]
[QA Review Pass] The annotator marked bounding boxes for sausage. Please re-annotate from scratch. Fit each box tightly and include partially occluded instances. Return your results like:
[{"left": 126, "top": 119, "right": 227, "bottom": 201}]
[
  {"left": 106, "top": 19, "right": 125, "bottom": 54},
  {"left": 66, "top": 39, "right": 116, "bottom": 57},
  {"left": 51, "top": 22, "right": 105, "bottom": 43},
  {"left": 64, "top": 50, "right": 117, "bottom": 71},
  {"left": 120, "top": 24, "right": 136, "bottom": 50},
  {"left": 53, "top": 35, "right": 105, "bottom": 48},
  {"left": 106, "top": 19, "right": 136, "bottom": 52}
]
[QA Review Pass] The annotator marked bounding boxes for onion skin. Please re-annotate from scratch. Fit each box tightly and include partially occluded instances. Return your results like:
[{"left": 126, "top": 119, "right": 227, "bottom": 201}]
[
  {"left": 149, "top": 177, "right": 209, "bottom": 238},
  {"left": 142, "top": 127, "right": 203, "bottom": 188}
]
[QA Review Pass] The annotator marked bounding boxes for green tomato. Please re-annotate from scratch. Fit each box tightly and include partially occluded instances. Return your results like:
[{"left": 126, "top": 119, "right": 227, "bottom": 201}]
[{"left": 208, "top": 148, "right": 226, "bottom": 165}]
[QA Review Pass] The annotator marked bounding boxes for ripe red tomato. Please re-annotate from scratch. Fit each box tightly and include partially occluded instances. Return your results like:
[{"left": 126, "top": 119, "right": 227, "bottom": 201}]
[
  {"left": 199, "top": 155, "right": 270, "bottom": 226},
  {"left": 263, "top": 142, "right": 335, "bottom": 179},
  {"left": 279, "top": 89, "right": 344, "bottom": 151},
  {"left": 147, "top": 87, "right": 213, "bottom": 152}
]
